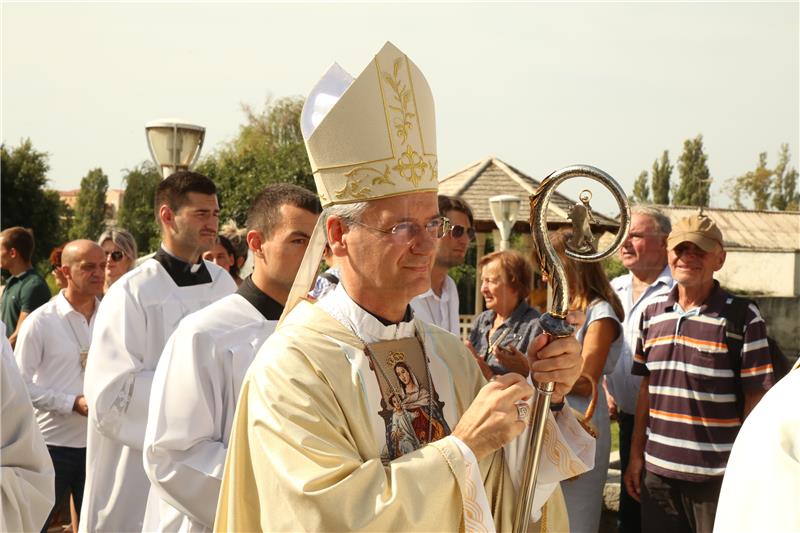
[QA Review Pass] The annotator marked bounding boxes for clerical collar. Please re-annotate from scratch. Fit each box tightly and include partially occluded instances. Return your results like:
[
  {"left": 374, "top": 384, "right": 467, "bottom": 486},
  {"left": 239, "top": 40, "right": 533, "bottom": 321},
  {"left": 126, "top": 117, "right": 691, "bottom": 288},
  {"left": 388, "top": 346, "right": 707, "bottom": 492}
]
[
  {"left": 318, "top": 282, "right": 416, "bottom": 343},
  {"left": 236, "top": 276, "right": 283, "bottom": 320},
  {"left": 153, "top": 246, "right": 212, "bottom": 287}
]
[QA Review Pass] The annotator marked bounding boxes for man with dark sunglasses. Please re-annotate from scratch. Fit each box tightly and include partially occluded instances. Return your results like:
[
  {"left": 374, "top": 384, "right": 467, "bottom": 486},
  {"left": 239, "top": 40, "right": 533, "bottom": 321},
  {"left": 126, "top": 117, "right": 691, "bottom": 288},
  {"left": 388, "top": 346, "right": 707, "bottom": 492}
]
[{"left": 410, "top": 195, "right": 474, "bottom": 336}]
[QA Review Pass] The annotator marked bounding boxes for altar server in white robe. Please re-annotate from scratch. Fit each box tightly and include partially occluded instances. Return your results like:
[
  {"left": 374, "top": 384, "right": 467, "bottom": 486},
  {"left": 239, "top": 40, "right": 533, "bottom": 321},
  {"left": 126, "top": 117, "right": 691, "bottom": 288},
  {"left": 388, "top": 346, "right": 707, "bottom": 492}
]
[
  {"left": 713, "top": 363, "right": 800, "bottom": 533},
  {"left": 142, "top": 183, "right": 321, "bottom": 531},
  {"left": 215, "top": 42, "right": 596, "bottom": 533},
  {"left": 80, "top": 171, "right": 236, "bottom": 532},
  {"left": 1, "top": 322, "right": 55, "bottom": 533}
]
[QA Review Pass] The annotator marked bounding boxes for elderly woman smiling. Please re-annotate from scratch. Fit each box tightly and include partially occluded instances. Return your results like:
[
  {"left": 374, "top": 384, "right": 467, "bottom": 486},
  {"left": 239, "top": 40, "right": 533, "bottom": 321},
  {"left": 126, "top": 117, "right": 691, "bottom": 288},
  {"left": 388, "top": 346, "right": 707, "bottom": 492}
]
[
  {"left": 97, "top": 227, "right": 138, "bottom": 295},
  {"left": 467, "top": 249, "right": 540, "bottom": 378}
]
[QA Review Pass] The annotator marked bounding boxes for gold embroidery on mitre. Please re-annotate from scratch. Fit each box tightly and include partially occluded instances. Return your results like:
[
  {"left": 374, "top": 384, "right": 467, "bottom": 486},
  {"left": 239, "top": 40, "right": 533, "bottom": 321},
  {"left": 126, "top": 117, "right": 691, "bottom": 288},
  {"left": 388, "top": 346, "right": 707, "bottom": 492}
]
[
  {"left": 382, "top": 57, "right": 415, "bottom": 144},
  {"left": 308, "top": 43, "right": 438, "bottom": 206},
  {"left": 392, "top": 146, "right": 429, "bottom": 187}
]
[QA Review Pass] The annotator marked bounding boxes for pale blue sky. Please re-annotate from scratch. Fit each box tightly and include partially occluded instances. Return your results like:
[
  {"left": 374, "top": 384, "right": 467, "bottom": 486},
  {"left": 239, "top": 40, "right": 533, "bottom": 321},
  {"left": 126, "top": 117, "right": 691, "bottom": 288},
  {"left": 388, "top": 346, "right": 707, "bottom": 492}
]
[{"left": 3, "top": 2, "right": 798, "bottom": 215}]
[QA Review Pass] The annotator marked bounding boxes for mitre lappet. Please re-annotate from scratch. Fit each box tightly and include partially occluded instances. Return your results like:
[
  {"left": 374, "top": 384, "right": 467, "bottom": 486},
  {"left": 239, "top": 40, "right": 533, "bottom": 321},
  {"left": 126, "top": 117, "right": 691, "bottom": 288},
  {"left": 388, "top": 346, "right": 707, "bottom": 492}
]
[{"left": 282, "top": 41, "right": 440, "bottom": 320}]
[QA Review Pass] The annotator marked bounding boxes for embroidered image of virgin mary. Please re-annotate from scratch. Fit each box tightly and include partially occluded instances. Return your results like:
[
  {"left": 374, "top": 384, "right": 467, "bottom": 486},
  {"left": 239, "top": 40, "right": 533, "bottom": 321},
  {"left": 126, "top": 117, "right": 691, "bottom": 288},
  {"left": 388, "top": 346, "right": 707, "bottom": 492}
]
[{"left": 381, "top": 361, "right": 449, "bottom": 460}]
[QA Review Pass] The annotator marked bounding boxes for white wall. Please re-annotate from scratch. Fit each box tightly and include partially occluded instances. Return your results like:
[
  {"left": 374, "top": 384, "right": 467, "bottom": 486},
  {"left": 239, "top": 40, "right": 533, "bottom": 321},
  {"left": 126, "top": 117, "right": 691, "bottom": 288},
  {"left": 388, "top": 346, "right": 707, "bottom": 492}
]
[{"left": 718, "top": 250, "right": 798, "bottom": 297}]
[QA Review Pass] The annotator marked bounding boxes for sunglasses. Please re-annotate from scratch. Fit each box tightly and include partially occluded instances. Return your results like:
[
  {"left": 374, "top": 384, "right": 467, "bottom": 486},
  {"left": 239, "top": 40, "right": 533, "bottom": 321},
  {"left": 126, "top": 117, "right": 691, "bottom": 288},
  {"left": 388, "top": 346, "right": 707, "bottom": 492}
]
[
  {"left": 449, "top": 225, "right": 476, "bottom": 240},
  {"left": 105, "top": 251, "right": 125, "bottom": 262}
]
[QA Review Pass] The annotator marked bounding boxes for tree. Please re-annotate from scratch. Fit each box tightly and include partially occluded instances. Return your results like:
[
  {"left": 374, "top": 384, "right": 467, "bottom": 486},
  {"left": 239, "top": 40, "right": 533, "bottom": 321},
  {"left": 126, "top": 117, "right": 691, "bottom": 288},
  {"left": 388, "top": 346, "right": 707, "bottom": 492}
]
[
  {"left": 770, "top": 144, "right": 799, "bottom": 211},
  {"left": 672, "top": 135, "right": 711, "bottom": 207},
  {"left": 69, "top": 168, "right": 109, "bottom": 241},
  {"left": 728, "top": 152, "right": 773, "bottom": 210},
  {"left": 651, "top": 150, "right": 672, "bottom": 205},
  {"left": 631, "top": 170, "right": 650, "bottom": 204},
  {"left": 1, "top": 139, "right": 70, "bottom": 267},
  {"left": 197, "top": 96, "right": 315, "bottom": 225},
  {"left": 116, "top": 162, "right": 162, "bottom": 254}
]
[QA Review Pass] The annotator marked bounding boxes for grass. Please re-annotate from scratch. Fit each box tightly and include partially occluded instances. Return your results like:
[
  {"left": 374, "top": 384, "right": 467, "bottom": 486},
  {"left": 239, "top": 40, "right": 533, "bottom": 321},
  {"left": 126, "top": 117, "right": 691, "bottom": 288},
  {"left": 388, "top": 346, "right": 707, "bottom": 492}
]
[{"left": 610, "top": 420, "right": 620, "bottom": 453}]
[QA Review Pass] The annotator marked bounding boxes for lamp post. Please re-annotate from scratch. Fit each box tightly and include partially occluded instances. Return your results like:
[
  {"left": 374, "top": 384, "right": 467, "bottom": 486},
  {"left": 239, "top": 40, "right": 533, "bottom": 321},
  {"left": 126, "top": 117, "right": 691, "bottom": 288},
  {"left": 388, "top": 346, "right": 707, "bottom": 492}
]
[
  {"left": 145, "top": 119, "right": 206, "bottom": 178},
  {"left": 489, "top": 194, "right": 521, "bottom": 250}
]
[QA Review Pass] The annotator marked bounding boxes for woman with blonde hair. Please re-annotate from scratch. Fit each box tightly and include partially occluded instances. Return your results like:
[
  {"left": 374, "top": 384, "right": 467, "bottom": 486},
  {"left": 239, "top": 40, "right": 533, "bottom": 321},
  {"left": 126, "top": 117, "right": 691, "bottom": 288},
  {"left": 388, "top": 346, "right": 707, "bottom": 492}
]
[
  {"left": 551, "top": 227, "right": 624, "bottom": 533},
  {"left": 97, "top": 228, "right": 137, "bottom": 294}
]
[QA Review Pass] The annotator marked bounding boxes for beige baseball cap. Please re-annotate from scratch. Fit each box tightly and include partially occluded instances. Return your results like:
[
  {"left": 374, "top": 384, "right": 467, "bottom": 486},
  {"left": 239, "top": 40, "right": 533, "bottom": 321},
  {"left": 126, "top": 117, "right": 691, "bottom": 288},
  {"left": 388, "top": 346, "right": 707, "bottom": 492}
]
[{"left": 667, "top": 214, "right": 724, "bottom": 252}]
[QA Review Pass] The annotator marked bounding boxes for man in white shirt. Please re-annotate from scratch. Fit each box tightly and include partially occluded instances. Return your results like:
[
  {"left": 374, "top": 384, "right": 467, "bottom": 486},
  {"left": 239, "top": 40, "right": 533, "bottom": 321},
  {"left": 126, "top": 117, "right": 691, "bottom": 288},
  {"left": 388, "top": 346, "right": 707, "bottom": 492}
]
[
  {"left": 606, "top": 206, "right": 674, "bottom": 533},
  {"left": 80, "top": 171, "right": 236, "bottom": 532},
  {"left": 14, "top": 239, "right": 105, "bottom": 532},
  {"left": 411, "top": 195, "right": 474, "bottom": 336},
  {"left": 1, "top": 321, "right": 54, "bottom": 533},
  {"left": 142, "top": 183, "right": 321, "bottom": 532}
]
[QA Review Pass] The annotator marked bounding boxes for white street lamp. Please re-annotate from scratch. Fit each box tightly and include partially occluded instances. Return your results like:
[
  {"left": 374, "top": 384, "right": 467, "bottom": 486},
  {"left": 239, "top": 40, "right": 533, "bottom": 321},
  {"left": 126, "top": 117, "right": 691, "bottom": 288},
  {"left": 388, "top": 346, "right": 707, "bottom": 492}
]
[
  {"left": 145, "top": 119, "right": 206, "bottom": 178},
  {"left": 489, "top": 194, "right": 521, "bottom": 251}
]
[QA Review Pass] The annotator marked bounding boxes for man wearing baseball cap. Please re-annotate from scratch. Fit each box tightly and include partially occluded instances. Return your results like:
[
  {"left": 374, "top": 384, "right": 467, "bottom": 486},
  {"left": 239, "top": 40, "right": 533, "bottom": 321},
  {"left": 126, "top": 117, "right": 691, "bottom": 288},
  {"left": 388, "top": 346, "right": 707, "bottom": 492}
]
[{"left": 622, "top": 213, "right": 775, "bottom": 533}]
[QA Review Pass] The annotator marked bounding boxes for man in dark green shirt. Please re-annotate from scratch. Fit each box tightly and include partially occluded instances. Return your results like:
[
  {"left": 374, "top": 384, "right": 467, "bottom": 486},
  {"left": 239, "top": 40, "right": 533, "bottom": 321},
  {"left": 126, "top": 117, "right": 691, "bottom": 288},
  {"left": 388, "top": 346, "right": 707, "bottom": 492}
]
[{"left": 0, "top": 227, "right": 52, "bottom": 348}]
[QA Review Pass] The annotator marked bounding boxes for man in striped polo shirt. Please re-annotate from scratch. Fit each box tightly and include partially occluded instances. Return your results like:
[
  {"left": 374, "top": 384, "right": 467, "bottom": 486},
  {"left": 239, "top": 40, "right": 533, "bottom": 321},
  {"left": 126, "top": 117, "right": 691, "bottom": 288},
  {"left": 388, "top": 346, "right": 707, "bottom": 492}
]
[{"left": 622, "top": 213, "right": 775, "bottom": 533}]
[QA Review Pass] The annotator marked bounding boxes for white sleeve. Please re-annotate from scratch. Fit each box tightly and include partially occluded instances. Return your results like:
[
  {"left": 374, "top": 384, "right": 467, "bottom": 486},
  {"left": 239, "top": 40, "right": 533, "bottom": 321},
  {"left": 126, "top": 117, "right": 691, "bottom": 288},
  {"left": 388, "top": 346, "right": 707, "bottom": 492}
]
[
  {"left": 14, "top": 316, "right": 76, "bottom": 414},
  {"left": 1, "top": 335, "right": 55, "bottom": 533},
  {"left": 504, "top": 392, "right": 596, "bottom": 521},
  {"left": 143, "top": 327, "right": 228, "bottom": 528},
  {"left": 84, "top": 283, "right": 153, "bottom": 451}
]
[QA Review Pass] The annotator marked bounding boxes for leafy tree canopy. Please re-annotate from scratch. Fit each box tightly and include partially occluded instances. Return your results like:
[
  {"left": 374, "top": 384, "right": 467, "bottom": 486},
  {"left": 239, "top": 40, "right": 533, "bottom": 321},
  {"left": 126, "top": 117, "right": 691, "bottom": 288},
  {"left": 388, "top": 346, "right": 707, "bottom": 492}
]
[
  {"left": 70, "top": 167, "right": 109, "bottom": 241},
  {"left": 1, "top": 139, "right": 70, "bottom": 268},
  {"left": 197, "top": 96, "right": 315, "bottom": 225},
  {"left": 673, "top": 135, "right": 711, "bottom": 207},
  {"left": 116, "top": 162, "right": 162, "bottom": 255}
]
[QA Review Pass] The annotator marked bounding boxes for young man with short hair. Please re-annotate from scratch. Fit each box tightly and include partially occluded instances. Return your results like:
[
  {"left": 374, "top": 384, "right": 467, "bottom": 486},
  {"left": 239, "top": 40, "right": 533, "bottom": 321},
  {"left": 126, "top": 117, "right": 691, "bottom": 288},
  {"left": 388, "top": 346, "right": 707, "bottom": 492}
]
[
  {"left": 80, "top": 171, "right": 236, "bottom": 532},
  {"left": 142, "top": 183, "right": 321, "bottom": 531},
  {"left": 0, "top": 227, "right": 52, "bottom": 348},
  {"left": 410, "top": 195, "right": 474, "bottom": 335}
]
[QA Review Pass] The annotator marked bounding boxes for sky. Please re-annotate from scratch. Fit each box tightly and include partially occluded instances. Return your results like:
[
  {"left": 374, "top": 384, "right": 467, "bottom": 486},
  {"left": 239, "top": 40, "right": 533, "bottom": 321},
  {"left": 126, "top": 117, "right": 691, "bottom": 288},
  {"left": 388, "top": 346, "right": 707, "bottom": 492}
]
[{"left": 2, "top": 1, "right": 799, "bottom": 217}]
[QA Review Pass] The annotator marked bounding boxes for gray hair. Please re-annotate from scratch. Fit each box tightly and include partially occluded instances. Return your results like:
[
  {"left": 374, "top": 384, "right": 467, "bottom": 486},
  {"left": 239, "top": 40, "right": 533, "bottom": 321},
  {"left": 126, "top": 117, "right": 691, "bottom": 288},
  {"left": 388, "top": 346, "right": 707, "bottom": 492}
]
[
  {"left": 322, "top": 202, "right": 369, "bottom": 226},
  {"left": 321, "top": 202, "right": 369, "bottom": 244},
  {"left": 97, "top": 227, "right": 138, "bottom": 262},
  {"left": 632, "top": 206, "right": 672, "bottom": 235}
]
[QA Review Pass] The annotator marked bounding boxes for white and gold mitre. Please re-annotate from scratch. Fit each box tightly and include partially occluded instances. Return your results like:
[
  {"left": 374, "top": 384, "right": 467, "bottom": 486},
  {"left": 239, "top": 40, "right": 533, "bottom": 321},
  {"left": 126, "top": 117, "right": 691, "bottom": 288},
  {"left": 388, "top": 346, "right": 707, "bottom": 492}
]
[{"left": 300, "top": 41, "right": 438, "bottom": 207}]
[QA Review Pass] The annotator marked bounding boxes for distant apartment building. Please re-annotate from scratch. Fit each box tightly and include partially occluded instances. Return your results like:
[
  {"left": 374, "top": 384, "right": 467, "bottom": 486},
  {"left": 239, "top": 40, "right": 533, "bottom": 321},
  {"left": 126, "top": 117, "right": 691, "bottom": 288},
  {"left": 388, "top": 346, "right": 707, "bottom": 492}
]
[{"left": 58, "top": 188, "right": 125, "bottom": 222}]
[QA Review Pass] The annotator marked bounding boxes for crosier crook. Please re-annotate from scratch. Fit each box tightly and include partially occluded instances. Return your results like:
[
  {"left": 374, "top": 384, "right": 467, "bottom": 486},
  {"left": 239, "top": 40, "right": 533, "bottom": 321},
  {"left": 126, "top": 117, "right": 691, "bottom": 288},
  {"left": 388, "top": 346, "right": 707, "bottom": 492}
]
[{"left": 513, "top": 165, "right": 631, "bottom": 533}]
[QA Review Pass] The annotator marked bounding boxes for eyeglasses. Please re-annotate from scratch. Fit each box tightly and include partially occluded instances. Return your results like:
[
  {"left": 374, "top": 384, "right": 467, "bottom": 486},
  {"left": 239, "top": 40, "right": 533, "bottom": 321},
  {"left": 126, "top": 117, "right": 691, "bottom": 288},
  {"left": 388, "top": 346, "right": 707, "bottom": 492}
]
[
  {"left": 350, "top": 216, "right": 452, "bottom": 244},
  {"left": 105, "top": 251, "right": 125, "bottom": 262},
  {"left": 449, "top": 224, "right": 476, "bottom": 241}
]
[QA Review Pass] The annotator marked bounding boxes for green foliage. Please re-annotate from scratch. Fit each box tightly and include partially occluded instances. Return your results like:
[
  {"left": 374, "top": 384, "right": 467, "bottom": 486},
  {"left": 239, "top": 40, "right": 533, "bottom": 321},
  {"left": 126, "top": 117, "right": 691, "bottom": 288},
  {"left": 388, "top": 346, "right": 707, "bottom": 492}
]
[
  {"left": 198, "top": 97, "right": 315, "bottom": 225},
  {"left": 602, "top": 255, "right": 628, "bottom": 281},
  {"left": 770, "top": 144, "right": 799, "bottom": 211},
  {"left": 69, "top": 168, "right": 109, "bottom": 241},
  {"left": 651, "top": 150, "right": 672, "bottom": 205},
  {"left": 1, "top": 139, "right": 70, "bottom": 265},
  {"left": 672, "top": 135, "right": 710, "bottom": 207},
  {"left": 631, "top": 170, "right": 650, "bottom": 204},
  {"left": 726, "top": 144, "right": 799, "bottom": 211},
  {"left": 117, "top": 162, "right": 162, "bottom": 255},
  {"left": 728, "top": 152, "right": 772, "bottom": 210}
]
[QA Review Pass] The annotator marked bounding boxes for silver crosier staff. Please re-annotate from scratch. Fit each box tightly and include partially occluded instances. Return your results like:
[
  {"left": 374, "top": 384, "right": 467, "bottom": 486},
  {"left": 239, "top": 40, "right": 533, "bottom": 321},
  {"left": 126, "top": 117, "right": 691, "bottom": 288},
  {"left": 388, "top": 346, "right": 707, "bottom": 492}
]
[{"left": 513, "top": 165, "right": 630, "bottom": 533}]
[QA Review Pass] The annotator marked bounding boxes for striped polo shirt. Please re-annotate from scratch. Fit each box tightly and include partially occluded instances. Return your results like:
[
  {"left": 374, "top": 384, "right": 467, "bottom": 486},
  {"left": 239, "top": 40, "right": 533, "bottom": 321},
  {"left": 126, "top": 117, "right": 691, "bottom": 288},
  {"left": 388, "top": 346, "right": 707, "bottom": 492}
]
[{"left": 632, "top": 281, "right": 775, "bottom": 482}]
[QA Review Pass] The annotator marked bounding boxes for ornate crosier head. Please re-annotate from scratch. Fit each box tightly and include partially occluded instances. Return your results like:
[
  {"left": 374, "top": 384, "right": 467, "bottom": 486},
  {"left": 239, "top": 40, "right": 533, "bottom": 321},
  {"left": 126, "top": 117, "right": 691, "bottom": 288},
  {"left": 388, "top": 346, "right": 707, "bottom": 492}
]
[{"left": 300, "top": 42, "right": 438, "bottom": 207}]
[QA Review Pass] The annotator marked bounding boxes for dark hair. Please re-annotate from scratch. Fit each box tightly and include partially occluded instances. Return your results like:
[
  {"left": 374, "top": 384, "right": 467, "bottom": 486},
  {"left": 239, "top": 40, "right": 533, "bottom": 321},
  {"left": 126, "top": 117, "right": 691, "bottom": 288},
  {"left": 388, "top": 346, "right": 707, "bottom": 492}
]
[
  {"left": 549, "top": 228, "right": 625, "bottom": 321},
  {"left": 438, "top": 195, "right": 474, "bottom": 225},
  {"left": 154, "top": 171, "right": 217, "bottom": 220},
  {"left": 0, "top": 227, "right": 35, "bottom": 263},
  {"left": 479, "top": 249, "right": 533, "bottom": 299},
  {"left": 49, "top": 245, "right": 65, "bottom": 269},
  {"left": 216, "top": 234, "right": 239, "bottom": 277},
  {"left": 245, "top": 184, "right": 321, "bottom": 238}
]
